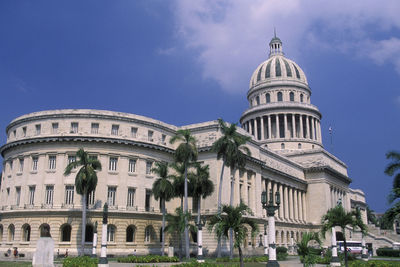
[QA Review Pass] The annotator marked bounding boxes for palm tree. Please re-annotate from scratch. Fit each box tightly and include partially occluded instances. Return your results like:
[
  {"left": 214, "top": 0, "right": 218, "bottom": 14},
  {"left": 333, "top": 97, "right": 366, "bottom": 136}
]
[
  {"left": 385, "top": 151, "right": 400, "bottom": 203},
  {"left": 321, "top": 205, "right": 366, "bottom": 267},
  {"left": 170, "top": 129, "right": 198, "bottom": 259},
  {"left": 165, "top": 208, "right": 196, "bottom": 260},
  {"left": 64, "top": 148, "right": 102, "bottom": 256},
  {"left": 211, "top": 118, "right": 251, "bottom": 257},
  {"left": 170, "top": 162, "right": 187, "bottom": 209},
  {"left": 208, "top": 203, "right": 258, "bottom": 267},
  {"left": 151, "top": 161, "right": 175, "bottom": 256},
  {"left": 296, "top": 232, "right": 321, "bottom": 267}
]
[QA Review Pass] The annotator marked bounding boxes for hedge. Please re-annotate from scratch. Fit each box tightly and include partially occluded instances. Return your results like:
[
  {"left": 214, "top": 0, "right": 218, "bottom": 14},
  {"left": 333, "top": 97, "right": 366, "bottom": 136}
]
[
  {"left": 349, "top": 260, "right": 400, "bottom": 267},
  {"left": 62, "top": 256, "right": 98, "bottom": 267},
  {"left": 215, "top": 256, "right": 268, "bottom": 262},
  {"left": 117, "top": 255, "right": 179, "bottom": 263},
  {"left": 376, "top": 248, "right": 400, "bottom": 257}
]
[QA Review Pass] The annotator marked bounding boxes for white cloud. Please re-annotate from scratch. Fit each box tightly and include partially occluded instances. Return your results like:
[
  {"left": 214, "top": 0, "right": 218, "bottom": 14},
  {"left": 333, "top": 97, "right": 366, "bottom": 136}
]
[{"left": 172, "top": 0, "right": 400, "bottom": 93}]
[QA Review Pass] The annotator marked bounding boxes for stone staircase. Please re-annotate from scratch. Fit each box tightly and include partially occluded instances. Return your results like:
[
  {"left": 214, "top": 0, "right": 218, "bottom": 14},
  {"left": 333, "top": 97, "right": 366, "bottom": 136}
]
[{"left": 367, "top": 224, "right": 400, "bottom": 243}]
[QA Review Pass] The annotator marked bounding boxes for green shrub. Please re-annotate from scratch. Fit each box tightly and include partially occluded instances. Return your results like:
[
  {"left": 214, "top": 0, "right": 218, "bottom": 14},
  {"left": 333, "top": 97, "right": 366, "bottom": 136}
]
[
  {"left": 376, "top": 248, "right": 400, "bottom": 257},
  {"left": 62, "top": 256, "right": 98, "bottom": 267},
  {"left": 175, "top": 263, "right": 231, "bottom": 267},
  {"left": 349, "top": 260, "right": 400, "bottom": 267},
  {"left": 276, "top": 246, "right": 288, "bottom": 254},
  {"left": 215, "top": 256, "right": 268, "bottom": 262},
  {"left": 308, "top": 247, "right": 323, "bottom": 256},
  {"left": 116, "top": 255, "right": 179, "bottom": 263}
]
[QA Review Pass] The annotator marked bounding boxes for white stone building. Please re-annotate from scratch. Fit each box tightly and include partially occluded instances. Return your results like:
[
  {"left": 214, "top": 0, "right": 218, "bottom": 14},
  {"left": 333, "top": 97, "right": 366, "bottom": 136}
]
[{"left": 0, "top": 36, "right": 395, "bottom": 258}]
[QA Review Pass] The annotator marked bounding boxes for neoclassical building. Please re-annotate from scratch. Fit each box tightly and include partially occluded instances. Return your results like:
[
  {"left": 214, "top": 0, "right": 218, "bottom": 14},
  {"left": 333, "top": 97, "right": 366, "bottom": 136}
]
[{"left": 0, "top": 36, "right": 394, "bottom": 258}]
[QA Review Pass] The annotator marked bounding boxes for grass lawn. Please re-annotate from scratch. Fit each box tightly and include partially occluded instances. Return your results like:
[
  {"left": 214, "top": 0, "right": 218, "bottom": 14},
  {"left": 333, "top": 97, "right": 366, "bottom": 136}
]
[{"left": 0, "top": 262, "right": 32, "bottom": 267}]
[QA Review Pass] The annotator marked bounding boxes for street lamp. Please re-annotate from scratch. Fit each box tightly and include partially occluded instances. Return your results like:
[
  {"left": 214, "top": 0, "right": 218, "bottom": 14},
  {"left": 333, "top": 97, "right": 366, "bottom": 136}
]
[
  {"left": 196, "top": 217, "right": 207, "bottom": 263},
  {"left": 263, "top": 223, "right": 268, "bottom": 256},
  {"left": 99, "top": 203, "right": 109, "bottom": 267},
  {"left": 261, "top": 189, "right": 280, "bottom": 267}
]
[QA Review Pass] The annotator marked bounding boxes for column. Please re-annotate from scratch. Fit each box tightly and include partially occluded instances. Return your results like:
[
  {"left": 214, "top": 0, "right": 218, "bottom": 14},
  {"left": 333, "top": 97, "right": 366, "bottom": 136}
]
[
  {"left": 292, "top": 114, "right": 296, "bottom": 138},
  {"left": 255, "top": 118, "right": 259, "bottom": 140},
  {"left": 260, "top": 116, "right": 265, "bottom": 140},
  {"left": 298, "top": 191, "right": 303, "bottom": 221},
  {"left": 268, "top": 115, "right": 272, "bottom": 139},
  {"left": 318, "top": 120, "right": 323, "bottom": 143},
  {"left": 305, "top": 116, "right": 310, "bottom": 139},
  {"left": 276, "top": 115, "right": 280, "bottom": 138},
  {"left": 279, "top": 184, "right": 284, "bottom": 220},
  {"left": 299, "top": 115, "right": 304, "bottom": 138},
  {"left": 311, "top": 117, "right": 315, "bottom": 140},
  {"left": 288, "top": 187, "right": 293, "bottom": 220},
  {"left": 302, "top": 191, "right": 307, "bottom": 222},
  {"left": 273, "top": 182, "right": 278, "bottom": 219},
  {"left": 293, "top": 189, "right": 298, "bottom": 221},
  {"left": 284, "top": 114, "right": 288, "bottom": 138},
  {"left": 284, "top": 185, "right": 289, "bottom": 220}
]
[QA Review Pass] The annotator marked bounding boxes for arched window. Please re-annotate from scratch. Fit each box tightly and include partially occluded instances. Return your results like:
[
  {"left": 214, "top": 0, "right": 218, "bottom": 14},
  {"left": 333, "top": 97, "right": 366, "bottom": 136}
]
[
  {"left": 39, "top": 223, "right": 51, "bottom": 237},
  {"left": 85, "top": 224, "right": 94, "bottom": 242},
  {"left": 107, "top": 225, "right": 116, "bottom": 242},
  {"left": 289, "top": 92, "right": 294, "bottom": 101},
  {"left": 281, "top": 143, "right": 285, "bottom": 149},
  {"left": 145, "top": 226, "right": 155, "bottom": 243},
  {"left": 266, "top": 93, "right": 270, "bottom": 103},
  {"left": 255, "top": 96, "right": 260, "bottom": 105},
  {"left": 300, "top": 94, "right": 304, "bottom": 103},
  {"left": 126, "top": 225, "right": 136, "bottom": 242},
  {"left": 0, "top": 225, "right": 3, "bottom": 242},
  {"left": 277, "top": 92, "right": 283, "bottom": 102},
  {"left": 60, "top": 224, "right": 71, "bottom": 242},
  {"left": 22, "top": 224, "right": 31, "bottom": 242},
  {"left": 8, "top": 224, "right": 15, "bottom": 242},
  {"left": 298, "top": 143, "right": 302, "bottom": 149}
]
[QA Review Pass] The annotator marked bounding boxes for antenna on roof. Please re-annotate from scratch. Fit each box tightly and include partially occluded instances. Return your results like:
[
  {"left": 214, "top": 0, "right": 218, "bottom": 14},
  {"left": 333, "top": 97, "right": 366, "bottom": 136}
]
[{"left": 274, "top": 27, "right": 276, "bottom": 38}]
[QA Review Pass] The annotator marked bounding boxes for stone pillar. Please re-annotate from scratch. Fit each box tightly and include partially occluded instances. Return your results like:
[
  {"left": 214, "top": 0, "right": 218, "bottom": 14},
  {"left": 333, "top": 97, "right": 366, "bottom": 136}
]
[
  {"left": 331, "top": 227, "right": 340, "bottom": 266},
  {"left": 261, "top": 116, "right": 265, "bottom": 140},
  {"left": 311, "top": 117, "right": 316, "bottom": 140},
  {"left": 318, "top": 120, "right": 323, "bottom": 143},
  {"left": 284, "top": 114, "right": 288, "bottom": 138},
  {"left": 264, "top": 224, "right": 268, "bottom": 256},
  {"left": 279, "top": 184, "right": 284, "bottom": 220},
  {"left": 255, "top": 118, "right": 259, "bottom": 140},
  {"left": 273, "top": 182, "right": 278, "bottom": 219},
  {"left": 300, "top": 115, "right": 304, "bottom": 138},
  {"left": 268, "top": 215, "right": 277, "bottom": 263},
  {"left": 292, "top": 114, "right": 296, "bottom": 138},
  {"left": 298, "top": 191, "right": 303, "bottom": 221},
  {"left": 302, "top": 191, "right": 307, "bottom": 222},
  {"left": 268, "top": 115, "right": 272, "bottom": 139},
  {"left": 293, "top": 189, "right": 298, "bottom": 221},
  {"left": 99, "top": 219, "right": 108, "bottom": 267},
  {"left": 284, "top": 185, "right": 289, "bottom": 220},
  {"left": 250, "top": 120, "right": 254, "bottom": 136},
  {"left": 305, "top": 116, "right": 310, "bottom": 139},
  {"left": 197, "top": 226, "right": 204, "bottom": 262},
  {"left": 288, "top": 187, "right": 293, "bottom": 220},
  {"left": 276, "top": 115, "right": 280, "bottom": 138}
]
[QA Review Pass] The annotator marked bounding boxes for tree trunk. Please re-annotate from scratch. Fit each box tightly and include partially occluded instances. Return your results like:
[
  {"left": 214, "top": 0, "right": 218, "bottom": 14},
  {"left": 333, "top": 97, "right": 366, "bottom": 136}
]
[
  {"left": 178, "top": 234, "right": 182, "bottom": 260},
  {"left": 197, "top": 197, "right": 201, "bottom": 225},
  {"left": 161, "top": 199, "right": 166, "bottom": 256},
  {"left": 344, "top": 238, "right": 348, "bottom": 267},
  {"left": 217, "top": 159, "right": 225, "bottom": 258},
  {"left": 238, "top": 245, "right": 244, "bottom": 267},
  {"left": 184, "top": 164, "right": 189, "bottom": 259},
  {"left": 229, "top": 167, "right": 235, "bottom": 259},
  {"left": 81, "top": 192, "right": 87, "bottom": 256}
]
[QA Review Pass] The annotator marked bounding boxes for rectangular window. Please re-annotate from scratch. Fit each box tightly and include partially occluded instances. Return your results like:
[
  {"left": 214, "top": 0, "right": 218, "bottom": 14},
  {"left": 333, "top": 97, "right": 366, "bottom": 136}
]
[
  {"left": 70, "top": 122, "right": 78, "bottom": 133},
  {"left": 19, "top": 158, "right": 24, "bottom": 172},
  {"left": 13, "top": 130, "right": 16, "bottom": 138},
  {"left": 128, "top": 159, "right": 136, "bottom": 173},
  {"left": 87, "top": 191, "right": 95, "bottom": 206},
  {"left": 109, "top": 157, "right": 118, "bottom": 171},
  {"left": 45, "top": 185, "right": 54, "bottom": 205},
  {"left": 247, "top": 186, "right": 251, "bottom": 207},
  {"left": 68, "top": 155, "right": 76, "bottom": 165},
  {"left": 111, "top": 124, "right": 119, "bottom": 136},
  {"left": 35, "top": 124, "right": 41, "bottom": 135},
  {"left": 131, "top": 127, "right": 137, "bottom": 138},
  {"left": 145, "top": 190, "right": 151, "bottom": 211},
  {"left": 91, "top": 123, "right": 99, "bottom": 134},
  {"left": 161, "top": 134, "right": 166, "bottom": 144},
  {"left": 28, "top": 186, "right": 35, "bottom": 205},
  {"left": 127, "top": 188, "right": 135, "bottom": 207},
  {"left": 52, "top": 123, "right": 59, "bottom": 134},
  {"left": 22, "top": 127, "right": 27, "bottom": 137},
  {"left": 107, "top": 187, "right": 116, "bottom": 206},
  {"left": 148, "top": 130, "right": 153, "bottom": 141},
  {"left": 65, "top": 185, "right": 74, "bottom": 205},
  {"left": 48, "top": 156, "right": 56, "bottom": 170},
  {"left": 15, "top": 187, "right": 21, "bottom": 206},
  {"left": 146, "top": 161, "right": 152, "bottom": 175},
  {"left": 9, "top": 160, "right": 13, "bottom": 171},
  {"left": 32, "top": 156, "right": 38, "bottom": 171}
]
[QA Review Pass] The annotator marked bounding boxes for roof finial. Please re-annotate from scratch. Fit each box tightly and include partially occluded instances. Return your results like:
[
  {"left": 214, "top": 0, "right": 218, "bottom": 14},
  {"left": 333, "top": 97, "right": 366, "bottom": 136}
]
[{"left": 274, "top": 27, "right": 276, "bottom": 38}]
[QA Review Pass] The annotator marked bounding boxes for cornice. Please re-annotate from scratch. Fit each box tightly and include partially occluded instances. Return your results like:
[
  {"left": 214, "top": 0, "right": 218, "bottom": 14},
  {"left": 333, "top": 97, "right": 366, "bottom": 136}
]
[
  {"left": 305, "top": 165, "right": 352, "bottom": 184},
  {"left": 247, "top": 80, "right": 311, "bottom": 98}
]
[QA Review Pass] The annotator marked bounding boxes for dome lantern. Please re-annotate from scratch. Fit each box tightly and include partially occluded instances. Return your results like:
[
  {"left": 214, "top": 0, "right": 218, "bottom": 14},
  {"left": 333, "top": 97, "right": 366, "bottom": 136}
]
[{"left": 269, "top": 29, "right": 283, "bottom": 57}]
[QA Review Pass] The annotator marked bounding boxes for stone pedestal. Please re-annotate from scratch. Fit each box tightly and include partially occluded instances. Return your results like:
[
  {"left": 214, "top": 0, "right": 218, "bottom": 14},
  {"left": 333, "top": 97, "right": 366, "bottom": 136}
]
[
  {"left": 168, "top": 246, "right": 174, "bottom": 257},
  {"left": 32, "top": 237, "right": 54, "bottom": 267}
]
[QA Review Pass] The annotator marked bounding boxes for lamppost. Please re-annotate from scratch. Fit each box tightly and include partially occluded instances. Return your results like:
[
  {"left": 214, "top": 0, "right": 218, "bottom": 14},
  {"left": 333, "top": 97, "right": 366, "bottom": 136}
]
[
  {"left": 99, "top": 203, "right": 109, "bottom": 267},
  {"left": 261, "top": 189, "right": 280, "bottom": 267},
  {"left": 263, "top": 223, "right": 268, "bottom": 256},
  {"left": 196, "top": 217, "right": 207, "bottom": 263},
  {"left": 92, "top": 221, "right": 98, "bottom": 258}
]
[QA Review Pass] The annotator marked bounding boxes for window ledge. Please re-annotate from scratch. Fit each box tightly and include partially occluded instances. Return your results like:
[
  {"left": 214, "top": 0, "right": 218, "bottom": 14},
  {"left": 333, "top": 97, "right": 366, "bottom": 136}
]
[
  {"left": 16, "top": 172, "right": 22, "bottom": 176},
  {"left": 125, "top": 242, "right": 137, "bottom": 246},
  {"left": 128, "top": 173, "right": 137, "bottom": 176},
  {"left": 108, "top": 171, "right": 118, "bottom": 175},
  {"left": 59, "top": 242, "right": 71, "bottom": 245},
  {"left": 107, "top": 242, "right": 117, "bottom": 246},
  {"left": 145, "top": 175, "right": 153, "bottom": 179},
  {"left": 30, "top": 171, "right": 38, "bottom": 174},
  {"left": 19, "top": 242, "right": 30, "bottom": 245},
  {"left": 46, "top": 170, "right": 56, "bottom": 173}
]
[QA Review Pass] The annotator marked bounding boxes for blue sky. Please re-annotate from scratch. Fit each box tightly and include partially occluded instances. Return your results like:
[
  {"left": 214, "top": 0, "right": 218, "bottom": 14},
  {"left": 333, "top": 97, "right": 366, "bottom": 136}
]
[{"left": 0, "top": 0, "right": 399, "bottom": 213}]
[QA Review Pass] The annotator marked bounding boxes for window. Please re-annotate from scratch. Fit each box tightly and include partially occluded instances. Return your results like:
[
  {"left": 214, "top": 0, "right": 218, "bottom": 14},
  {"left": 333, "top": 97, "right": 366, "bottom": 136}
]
[
  {"left": 266, "top": 93, "right": 271, "bottom": 103},
  {"left": 300, "top": 94, "right": 304, "bottom": 103},
  {"left": 126, "top": 225, "right": 136, "bottom": 242},
  {"left": 35, "top": 124, "right": 41, "bottom": 135},
  {"left": 68, "top": 155, "right": 76, "bottom": 165},
  {"left": 52, "top": 123, "right": 59, "bottom": 134},
  {"left": 6, "top": 188, "right": 10, "bottom": 197},
  {"left": 65, "top": 185, "right": 74, "bottom": 205},
  {"left": 107, "top": 225, "right": 116, "bottom": 242},
  {"left": 128, "top": 159, "right": 136, "bottom": 173},
  {"left": 91, "top": 123, "right": 99, "bottom": 134},
  {"left": 0, "top": 225, "right": 3, "bottom": 242},
  {"left": 109, "top": 157, "right": 118, "bottom": 171},
  {"left": 87, "top": 191, "right": 95, "bottom": 206},
  {"left": 111, "top": 124, "right": 119, "bottom": 135},
  {"left": 146, "top": 161, "right": 152, "bottom": 175},
  {"left": 22, "top": 224, "right": 31, "bottom": 242},
  {"left": 145, "top": 190, "right": 151, "bottom": 211},
  {"left": 148, "top": 130, "right": 153, "bottom": 141},
  {"left": 19, "top": 158, "right": 24, "bottom": 172},
  {"left": 39, "top": 224, "right": 50, "bottom": 237},
  {"left": 127, "top": 188, "right": 135, "bottom": 207},
  {"left": 15, "top": 187, "right": 21, "bottom": 206},
  {"left": 48, "top": 156, "right": 56, "bottom": 170},
  {"left": 22, "top": 127, "right": 27, "bottom": 137},
  {"left": 277, "top": 92, "right": 283, "bottom": 102},
  {"left": 60, "top": 224, "right": 71, "bottom": 242},
  {"left": 28, "top": 186, "right": 35, "bottom": 205},
  {"left": 131, "top": 127, "right": 138, "bottom": 138},
  {"left": 107, "top": 187, "right": 116, "bottom": 206},
  {"left": 290, "top": 92, "right": 294, "bottom": 101},
  {"left": 85, "top": 225, "right": 94, "bottom": 242},
  {"left": 161, "top": 134, "right": 166, "bottom": 144},
  {"left": 255, "top": 96, "right": 260, "bottom": 105},
  {"left": 45, "top": 185, "right": 54, "bottom": 205},
  {"left": 9, "top": 160, "right": 13, "bottom": 171},
  {"left": 298, "top": 143, "right": 302, "bottom": 149},
  {"left": 70, "top": 122, "right": 78, "bottom": 133},
  {"left": 281, "top": 143, "right": 285, "bottom": 149},
  {"left": 144, "top": 226, "right": 153, "bottom": 243},
  {"left": 32, "top": 156, "right": 38, "bottom": 171},
  {"left": 8, "top": 224, "right": 15, "bottom": 242},
  {"left": 13, "top": 130, "right": 16, "bottom": 138}
]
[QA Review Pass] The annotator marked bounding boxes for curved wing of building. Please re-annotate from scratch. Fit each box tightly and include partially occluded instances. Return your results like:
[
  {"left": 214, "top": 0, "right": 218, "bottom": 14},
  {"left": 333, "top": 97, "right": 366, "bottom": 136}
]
[{"left": 0, "top": 36, "right": 393, "bottom": 258}]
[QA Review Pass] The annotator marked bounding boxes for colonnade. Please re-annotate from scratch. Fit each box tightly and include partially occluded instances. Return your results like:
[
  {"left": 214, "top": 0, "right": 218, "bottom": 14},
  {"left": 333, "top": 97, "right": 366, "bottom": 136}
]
[
  {"left": 242, "top": 113, "right": 321, "bottom": 142},
  {"left": 263, "top": 179, "right": 307, "bottom": 222},
  {"left": 330, "top": 186, "right": 348, "bottom": 209},
  {"left": 234, "top": 170, "right": 256, "bottom": 212}
]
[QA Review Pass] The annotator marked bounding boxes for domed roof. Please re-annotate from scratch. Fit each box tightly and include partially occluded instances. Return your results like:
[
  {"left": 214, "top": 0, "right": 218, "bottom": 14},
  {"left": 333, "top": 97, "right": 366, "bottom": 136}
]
[{"left": 249, "top": 55, "right": 308, "bottom": 89}]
